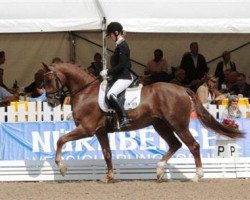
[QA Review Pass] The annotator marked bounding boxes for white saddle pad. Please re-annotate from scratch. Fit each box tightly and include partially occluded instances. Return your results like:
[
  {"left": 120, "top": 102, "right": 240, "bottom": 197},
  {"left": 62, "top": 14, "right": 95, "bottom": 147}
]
[{"left": 98, "top": 80, "right": 143, "bottom": 112}]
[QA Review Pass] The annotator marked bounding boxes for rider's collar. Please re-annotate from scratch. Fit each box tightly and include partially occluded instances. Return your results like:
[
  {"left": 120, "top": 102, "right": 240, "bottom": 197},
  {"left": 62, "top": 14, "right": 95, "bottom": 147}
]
[{"left": 116, "top": 37, "right": 125, "bottom": 46}]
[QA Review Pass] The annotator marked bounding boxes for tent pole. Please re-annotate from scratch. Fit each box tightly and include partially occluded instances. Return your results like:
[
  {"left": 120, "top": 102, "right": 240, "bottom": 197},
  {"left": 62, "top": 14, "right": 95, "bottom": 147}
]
[
  {"left": 102, "top": 17, "right": 107, "bottom": 71},
  {"left": 94, "top": 0, "right": 107, "bottom": 78},
  {"left": 68, "top": 32, "right": 76, "bottom": 63}
]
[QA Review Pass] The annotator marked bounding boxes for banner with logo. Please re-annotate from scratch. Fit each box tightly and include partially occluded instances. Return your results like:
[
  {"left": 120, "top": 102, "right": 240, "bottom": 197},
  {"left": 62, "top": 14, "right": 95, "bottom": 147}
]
[{"left": 0, "top": 119, "right": 249, "bottom": 160}]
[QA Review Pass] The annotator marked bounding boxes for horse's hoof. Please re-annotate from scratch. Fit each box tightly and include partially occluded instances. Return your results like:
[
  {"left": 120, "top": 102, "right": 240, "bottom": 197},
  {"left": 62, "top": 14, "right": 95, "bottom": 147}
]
[
  {"left": 191, "top": 174, "right": 201, "bottom": 182},
  {"left": 59, "top": 165, "right": 67, "bottom": 176},
  {"left": 156, "top": 178, "right": 164, "bottom": 183},
  {"left": 156, "top": 168, "right": 165, "bottom": 182},
  {"left": 156, "top": 173, "right": 165, "bottom": 183},
  {"left": 191, "top": 168, "right": 204, "bottom": 182},
  {"left": 100, "top": 176, "right": 114, "bottom": 183}
]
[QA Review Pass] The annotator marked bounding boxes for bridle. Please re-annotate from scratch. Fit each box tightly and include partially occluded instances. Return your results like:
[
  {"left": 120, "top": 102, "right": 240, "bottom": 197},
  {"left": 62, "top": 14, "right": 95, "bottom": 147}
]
[
  {"left": 44, "top": 68, "right": 99, "bottom": 101},
  {"left": 44, "top": 70, "right": 68, "bottom": 101}
]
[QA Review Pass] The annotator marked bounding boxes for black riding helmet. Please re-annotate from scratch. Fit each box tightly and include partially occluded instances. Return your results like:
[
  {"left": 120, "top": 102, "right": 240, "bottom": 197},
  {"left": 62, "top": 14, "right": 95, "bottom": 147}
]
[{"left": 106, "top": 22, "right": 123, "bottom": 37}]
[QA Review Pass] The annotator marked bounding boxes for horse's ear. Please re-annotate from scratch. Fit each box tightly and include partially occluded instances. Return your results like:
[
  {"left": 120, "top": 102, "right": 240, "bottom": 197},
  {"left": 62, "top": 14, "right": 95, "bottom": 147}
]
[{"left": 42, "top": 62, "right": 50, "bottom": 72}]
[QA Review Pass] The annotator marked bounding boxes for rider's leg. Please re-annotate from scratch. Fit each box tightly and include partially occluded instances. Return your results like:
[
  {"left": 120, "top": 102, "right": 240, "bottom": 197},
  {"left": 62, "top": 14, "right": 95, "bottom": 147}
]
[
  {"left": 107, "top": 79, "right": 133, "bottom": 128},
  {"left": 109, "top": 93, "right": 131, "bottom": 128}
]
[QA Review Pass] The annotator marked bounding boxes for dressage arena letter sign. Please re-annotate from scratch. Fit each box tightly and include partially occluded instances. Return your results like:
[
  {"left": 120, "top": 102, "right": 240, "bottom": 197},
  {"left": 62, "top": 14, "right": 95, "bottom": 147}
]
[{"left": 214, "top": 138, "right": 238, "bottom": 158}]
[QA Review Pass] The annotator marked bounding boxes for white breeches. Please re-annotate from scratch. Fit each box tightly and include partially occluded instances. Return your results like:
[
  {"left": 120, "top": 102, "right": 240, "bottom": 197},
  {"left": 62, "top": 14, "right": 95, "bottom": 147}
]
[{"left": 107, "top": 78, "right": 133, "bottom": 99}]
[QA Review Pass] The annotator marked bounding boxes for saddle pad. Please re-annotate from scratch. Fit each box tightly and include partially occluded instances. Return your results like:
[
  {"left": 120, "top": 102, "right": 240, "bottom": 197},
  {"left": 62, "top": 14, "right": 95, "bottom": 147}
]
[{"left": 98, "top": 80, "right": 143, "bottom": 112}]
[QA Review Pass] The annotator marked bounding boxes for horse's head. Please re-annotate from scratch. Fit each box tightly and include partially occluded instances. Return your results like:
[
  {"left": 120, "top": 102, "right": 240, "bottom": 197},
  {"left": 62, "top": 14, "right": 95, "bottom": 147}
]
[{"left": 42, "top": 63, "right": 66, "bottom": 108}]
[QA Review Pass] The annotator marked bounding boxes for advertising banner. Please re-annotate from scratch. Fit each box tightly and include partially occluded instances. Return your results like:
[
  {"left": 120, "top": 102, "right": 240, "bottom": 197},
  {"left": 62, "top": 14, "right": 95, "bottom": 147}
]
[{"left": 0, "top": 119, "right": 249, "bottom": 160}]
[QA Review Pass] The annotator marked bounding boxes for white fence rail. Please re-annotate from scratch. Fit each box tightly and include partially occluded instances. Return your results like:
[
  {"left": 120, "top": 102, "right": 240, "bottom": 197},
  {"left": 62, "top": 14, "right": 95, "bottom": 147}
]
[
  {"left": 0, "top": 101, "right": 72, "bottom": 122},
  {"left": 0, "top": 158, "right": 250, "bottom": 181},
  {"left": 0, "top": 102, "right": 249, "bottom": 122}
]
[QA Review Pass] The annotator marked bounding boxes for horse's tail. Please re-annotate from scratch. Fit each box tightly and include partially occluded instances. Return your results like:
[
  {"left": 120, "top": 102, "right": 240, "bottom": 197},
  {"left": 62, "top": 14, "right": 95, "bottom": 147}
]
[{"left": 186, "top": 88, "right": 244, "bottom": 138}]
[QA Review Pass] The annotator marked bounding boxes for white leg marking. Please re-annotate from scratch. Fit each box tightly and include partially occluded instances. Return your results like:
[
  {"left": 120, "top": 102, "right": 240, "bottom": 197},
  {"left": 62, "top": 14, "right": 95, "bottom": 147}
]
[
  {"left": 191, "top": 167, "right": 204, "bottom": 182},
  {"left": 156, "top": 161, "right": 166, "bottom": 181}
]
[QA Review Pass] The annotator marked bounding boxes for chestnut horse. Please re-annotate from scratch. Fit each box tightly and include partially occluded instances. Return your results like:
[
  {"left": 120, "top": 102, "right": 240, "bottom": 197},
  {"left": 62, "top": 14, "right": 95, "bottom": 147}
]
[{"left": 42, "top": 62, "right": 244, "bottom": 182}]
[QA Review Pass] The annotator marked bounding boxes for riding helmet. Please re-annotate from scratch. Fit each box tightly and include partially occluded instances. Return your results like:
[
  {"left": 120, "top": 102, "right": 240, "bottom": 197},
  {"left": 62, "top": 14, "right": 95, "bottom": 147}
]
[{"left": 106, "top": 22, "right": 123, "bottom": 36}]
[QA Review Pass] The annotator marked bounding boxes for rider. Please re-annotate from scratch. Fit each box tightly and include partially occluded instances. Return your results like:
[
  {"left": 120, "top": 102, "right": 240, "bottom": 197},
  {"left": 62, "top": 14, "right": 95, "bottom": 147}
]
[{"left": 100, "top": 22, "right": 133, "bottom": 128}]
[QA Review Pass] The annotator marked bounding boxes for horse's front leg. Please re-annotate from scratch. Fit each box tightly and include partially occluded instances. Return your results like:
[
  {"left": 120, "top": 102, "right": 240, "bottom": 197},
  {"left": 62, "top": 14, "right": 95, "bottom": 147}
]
[
  {"left": 55, "top": 125, "right": 91, "bottom": 176},
  {"left": 96, "top": 131, "right": 114, "bottom": 183}
]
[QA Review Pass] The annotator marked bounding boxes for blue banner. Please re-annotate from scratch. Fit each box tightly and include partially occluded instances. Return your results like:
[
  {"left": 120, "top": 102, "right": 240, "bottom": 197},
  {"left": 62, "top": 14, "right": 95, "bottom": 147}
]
[{"left": 0, "top": 119, "right": 250, "bottom": 160}]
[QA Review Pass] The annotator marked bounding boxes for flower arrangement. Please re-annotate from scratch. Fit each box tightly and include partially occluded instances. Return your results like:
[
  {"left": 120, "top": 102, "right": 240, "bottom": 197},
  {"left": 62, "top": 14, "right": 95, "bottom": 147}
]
[{"left": 222, "top": 118, "right": 239, "bottom": 130}]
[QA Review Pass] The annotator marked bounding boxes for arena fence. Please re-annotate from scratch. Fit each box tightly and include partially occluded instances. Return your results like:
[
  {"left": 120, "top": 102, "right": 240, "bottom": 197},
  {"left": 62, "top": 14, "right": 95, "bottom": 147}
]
[
  {"left": 0, "top": 158, "right": 250, "bottom": 181},
  {"left": 0, "top": 101, "right": 249, "bottom": 122},
  {"left": 0, "top": 101, "right": 72, "bottom": 122}
]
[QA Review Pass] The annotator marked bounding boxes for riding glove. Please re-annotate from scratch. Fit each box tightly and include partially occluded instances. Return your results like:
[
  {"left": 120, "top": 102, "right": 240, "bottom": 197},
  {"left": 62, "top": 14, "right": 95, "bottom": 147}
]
[{"left": 100, "top": 69, "right": 108, "bottom": 77}]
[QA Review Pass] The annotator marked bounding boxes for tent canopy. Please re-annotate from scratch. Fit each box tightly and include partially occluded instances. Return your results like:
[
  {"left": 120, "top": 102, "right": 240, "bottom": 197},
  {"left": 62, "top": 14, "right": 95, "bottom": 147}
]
[{"left": 1, "top": 0, "right": 250, "bottom": 33}]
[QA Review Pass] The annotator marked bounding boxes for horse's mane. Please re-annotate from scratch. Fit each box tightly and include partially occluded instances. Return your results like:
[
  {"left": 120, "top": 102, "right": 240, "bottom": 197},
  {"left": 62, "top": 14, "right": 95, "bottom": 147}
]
[{"left": 54, "top": 62, "right": 96, "bottom": 80}]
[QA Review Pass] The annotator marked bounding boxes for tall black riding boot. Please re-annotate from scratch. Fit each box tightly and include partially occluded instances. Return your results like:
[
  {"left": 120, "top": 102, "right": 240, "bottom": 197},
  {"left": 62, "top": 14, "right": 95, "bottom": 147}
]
[{"left": 109, "top": 94, "right": 131, "bottom": 128}]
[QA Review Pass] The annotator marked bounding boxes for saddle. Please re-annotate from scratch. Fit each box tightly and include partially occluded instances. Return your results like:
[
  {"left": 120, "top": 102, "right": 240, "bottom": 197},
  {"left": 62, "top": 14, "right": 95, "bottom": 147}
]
[
  {"left": 98, "top": 80, "right": 143, "bottom": 132},
  {"left": 98, "top": 80, "right": 143, "bottom": 112}
]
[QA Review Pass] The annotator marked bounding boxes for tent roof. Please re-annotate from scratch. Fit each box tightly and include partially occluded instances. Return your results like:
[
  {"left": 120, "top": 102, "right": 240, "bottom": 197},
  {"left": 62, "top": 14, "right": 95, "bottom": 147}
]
[{"left": 1, "top": 0, "right": 250, "bottom": 33}]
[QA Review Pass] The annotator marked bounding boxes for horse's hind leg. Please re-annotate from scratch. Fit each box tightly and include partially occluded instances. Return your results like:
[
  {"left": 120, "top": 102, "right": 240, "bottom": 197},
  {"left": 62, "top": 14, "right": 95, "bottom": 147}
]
[
  {"left": 175, "top": 128, "right": 204, "bottom": 182},
  {"left": 153, "top": 119, "right": 182, "bottom": 182},
  {"left": 96, "top": 131, "right": 114, "bottom": 183},
  {"left": 55, "top": 125, "right": 91, "bottom": 176}
]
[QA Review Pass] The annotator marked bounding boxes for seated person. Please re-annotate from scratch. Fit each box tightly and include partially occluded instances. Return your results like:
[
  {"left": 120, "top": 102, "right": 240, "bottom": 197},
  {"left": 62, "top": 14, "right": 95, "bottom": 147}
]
[
  {"left": 196, "top": 74, "right": 224, "bottom": 105},
  {"left": 170, "top": 67, "right": 187, "bottom": 86},
  {"left": 87, "top": 53, "right": 103, "bottom": 77},
  {"left": 229, "top": 73, "right": 250, "bottom": 98},
  {"left": 144, "top": 49, "right": 169, "bottom": 84},
  {"left": 51, "top": 57, "right": 63, "bottom": 64},
  {"left": 0, "top": 86, "right": 18, "bottom": 106},
  {"left": 225, "top": 71, "right": 238, "bottom": 91},
  {"left": 219, "top": 69, "right": 231, "bottom": 93},
  {"left": 25, "top": 69, "right": 44, "bottom": 97},
  {"left": 215, "top": 51, "right": 237, "bottom": 90},
  {"left": 28, "top": 86, "right": 46, "bottom": 102},
  {"left": 0, "top": 68, "right": 11, "bottom": 92},
  {"left": 221, "top": 95, "right": 242, "bottom": 119}
]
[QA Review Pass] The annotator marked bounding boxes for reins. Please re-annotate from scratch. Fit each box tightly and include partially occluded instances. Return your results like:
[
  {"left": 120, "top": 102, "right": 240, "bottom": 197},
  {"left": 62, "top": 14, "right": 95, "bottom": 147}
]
[
  {"left": 44, "top": 68, "right": 99, "bottom": 100},
  {"left": 69, "top": 78, "right": 99, "bottom": 97}
]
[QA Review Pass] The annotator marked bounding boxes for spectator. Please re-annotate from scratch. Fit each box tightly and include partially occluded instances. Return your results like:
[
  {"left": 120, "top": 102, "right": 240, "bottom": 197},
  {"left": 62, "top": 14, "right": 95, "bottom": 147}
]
[
  {"left": 229, "top": 73, "right": 250, "bottom": 98},
  {"left": 221, "top": 95, "right": 242, "bottom": 119},
  {"left": 180, "top": 42, "right": 209, "bottom": 91},
  {"left": 87, "top": 53, "right": 103, "bottom": 77},
  {"left": 0, "top": 51, "right": 5, "bottom": 68},
  {"left": 226, "top": 71, "right": 238, "bottom": 91},
  {"left": 144, "top": 49, "right": 169, "bottom": 84},
  {"left": 28, "top": 86, "right": 46, "bottom": 102},
  {"left": 249, "top": 70, "right": 250, "bottom": 82},
  {"left": 0, "top": 51, "right": 11, "bottom": 92},
  {"left": 51, "top": 57, "right": 63, "bottom": 64},
  {"left": 0, "top": 86, "right": 18, "bottom": 106},
  {"left": 196, "top": 74, "right": 224, "bottom": 105},
  {"left": 219, "top": 69, "right": 231, "bottom": 92},
  {"left": 170, "top": 67, "right": 186, "bottom": 86},
  {"left": 215, "top": 51, "right": 237, "bottom": 90},
  {"left": 25, "top": 69, "right": 44, "bottom": 97},
  {"left": 0, "top": 68, "right": 11, "bottom": 92}
]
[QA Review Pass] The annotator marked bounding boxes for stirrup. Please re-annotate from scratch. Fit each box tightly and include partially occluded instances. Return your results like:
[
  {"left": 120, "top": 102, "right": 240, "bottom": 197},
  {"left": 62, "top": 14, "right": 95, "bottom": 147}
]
[{"left": 120, "top": 118, "right": 132, "bottom": 128}]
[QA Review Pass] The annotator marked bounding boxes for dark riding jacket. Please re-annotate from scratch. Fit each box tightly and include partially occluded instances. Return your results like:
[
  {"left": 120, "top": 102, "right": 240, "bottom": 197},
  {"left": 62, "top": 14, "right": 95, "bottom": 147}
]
[{"left": 108, "top": 39, "right": 132, "bottom": 81}]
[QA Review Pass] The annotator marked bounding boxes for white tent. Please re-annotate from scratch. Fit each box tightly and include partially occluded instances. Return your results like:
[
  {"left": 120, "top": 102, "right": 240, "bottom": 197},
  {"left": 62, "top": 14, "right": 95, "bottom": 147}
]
[
  {"left": 0, "top": 0, "right": 250, "bottom": 87},
  {"left": 1, "top": 0, "right": 250, "bottom": 33}
]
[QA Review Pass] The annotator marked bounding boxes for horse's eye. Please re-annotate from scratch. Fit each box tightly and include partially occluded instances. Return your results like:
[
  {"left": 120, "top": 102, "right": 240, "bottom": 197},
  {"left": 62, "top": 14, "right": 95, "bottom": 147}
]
[{"left": 46, "top": 79, "right": 52, "bottom": 84}]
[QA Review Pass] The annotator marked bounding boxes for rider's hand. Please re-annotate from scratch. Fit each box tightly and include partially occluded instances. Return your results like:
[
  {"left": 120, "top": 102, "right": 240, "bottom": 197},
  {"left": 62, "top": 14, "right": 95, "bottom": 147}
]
[{"left": 100, "top": 69, "right": 108, "bottom": 77}]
